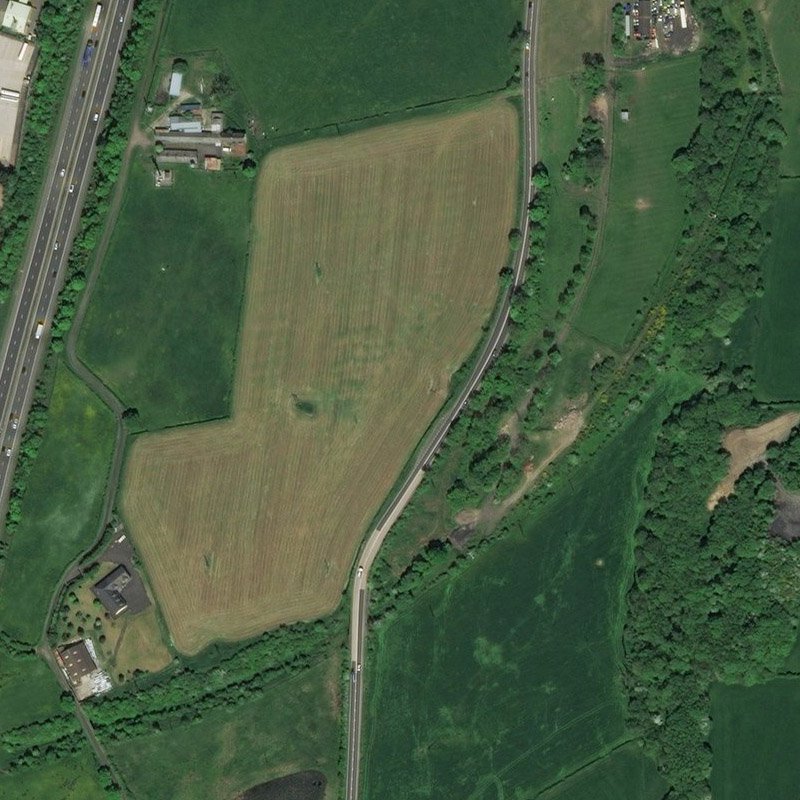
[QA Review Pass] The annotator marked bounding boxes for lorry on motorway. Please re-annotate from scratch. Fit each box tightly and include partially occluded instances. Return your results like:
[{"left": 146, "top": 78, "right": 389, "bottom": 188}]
[
  {"left": 82, "top": 40, "right": 94, "bottom": 68},
  {"left": 91, "top": 3, "right": 102, "bottom": 31},
  {"left": 34, "top": 320, "right": 45, "bottom": 340}
]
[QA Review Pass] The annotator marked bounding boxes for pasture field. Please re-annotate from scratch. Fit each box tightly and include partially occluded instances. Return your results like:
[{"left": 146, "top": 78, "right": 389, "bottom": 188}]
[
  {"left": 121, "top": 103, "right": 520, "bottom": 653},
  {"left": 0, "top": 363, "right": 115, "bottom": 644},
  {"left": 107, "top": 658, "right": 340, "bottom": 800},
  {"left": 752, "top": 182, "right": 800, "bottom": 400},
  {"left": 575, "top": 56, "right": 700, "bottom": 349},
  {"left": 361, "top": 393, "right": 669, "bottom": 800},
  {"left": 78, "top": 159, "right": 252, "bottom": 431},
  {"left": 163, "top": 0, "right": 521, "bottom": 138},
  {"left": 0, "top": 651, "right": 62, "bottom": 738},
  {"left": 536, "top": 76, "right": 599, "bottom": 320},
  {"left": 760, "top": 0, "right": 800, "bottom": 174},
  {"left": 711, "top": 678, "right": 800, "bottom": 800},
  {"left": 0, "top": 748, "right": 107, "bottom": 800},
  {"left": 538, "top": 746, "right": 668, "bottom": 800},
  {"left": 537, "top": 0, "right": 609, "bottom": 80}
]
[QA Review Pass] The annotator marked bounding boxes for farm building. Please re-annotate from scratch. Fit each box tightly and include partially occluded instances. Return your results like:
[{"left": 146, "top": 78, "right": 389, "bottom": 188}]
[
  {"left": 210, "top": 111, "right": 224, "bottom": 133},
  {"left": 168, "top": 116, "right": 202, "bottom": 134},
  {"left": 204, "top": 155, "right": 222, "bottom": 171},
  {"left": 1, "top": 1, "right": 33, "bottom": 35},
  {"left": 168, "top": 70, "right": 183, "bottom": 97},
  {"left": 158, "top": 148, "right": 198, "bottom": 166},
  {"left": 92, "top": 565, "right": 132, "bottom": 617},
  {"left": 56, "top": 639, "right": 112, "bottom": 700}
]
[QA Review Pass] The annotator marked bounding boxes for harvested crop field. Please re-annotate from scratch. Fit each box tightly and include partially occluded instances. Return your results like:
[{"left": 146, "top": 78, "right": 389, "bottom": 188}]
[{"left": 122, "top": 102, "right": 519, "bottom": 653}]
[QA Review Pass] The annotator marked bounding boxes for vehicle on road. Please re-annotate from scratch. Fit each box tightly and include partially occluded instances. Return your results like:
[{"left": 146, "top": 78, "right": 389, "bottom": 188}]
[
  {"left": 59, "top": 167, "right": 65, "bottom": 177},
  {"left": 34, "top": 320, "right": 45, "bottom": 340},
  {"left": 82, "top": 41, "right": 95, "bottom": 68},
  {"left": 68, "top": 184, "right": 75, "bottom": 193},
  {"left": 9, "top": 413, "right": 17, "bottom": 430},
  {"left": 92, "top": 111, "right": 99, "bottom": 122},
  {"left": 53, "top": 241, "right": 59, "bottom": 251},
  {"left": 357, "top": 565, "right": 364, "bottom": 577},
  {"left": 356, "top": 663, "right": 362, "bottom": 673},
  {"left": 4, "top": 448, "right": 10, "bottom": 458},
  {"left": 91, "top": 3, "right": 102, "bottom": 31}
]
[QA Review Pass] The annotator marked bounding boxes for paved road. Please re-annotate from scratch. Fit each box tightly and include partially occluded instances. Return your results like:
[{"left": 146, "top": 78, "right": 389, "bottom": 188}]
[
  {"left": 0, "top": 1, "right": 132, "bottom": 514},
  {"left": 344, "top": 2, "right": 541, "bottom": 798}
]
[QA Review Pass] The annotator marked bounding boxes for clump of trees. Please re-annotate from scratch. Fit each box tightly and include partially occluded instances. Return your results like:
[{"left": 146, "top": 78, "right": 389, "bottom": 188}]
[{"left": 562, "top": 116, "right": 605, "bottom": 186}]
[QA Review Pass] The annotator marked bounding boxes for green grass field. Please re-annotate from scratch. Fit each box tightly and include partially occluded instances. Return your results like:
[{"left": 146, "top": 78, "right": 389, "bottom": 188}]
[
  {"left": 537, "top": 0, "right": 609, "bottom": 80},
  {"left": 361, "top": 394, "right": 669, "bottom": 800},
  {"left": 78, "top": 158, "right": 252, "bottom": 430},
  {"left": 538, "top": 745, "right": 668, "bottom": 800},
  {"left": 0, "top": 363, "right": 115, "bottom": 644},
  {"left": 107, "top": 658, "right": 340, "bottom": 800},
  {"left": 0, "top": 748, "right": 107, "bottom": 800},
  {"left": 574, "top": 56, "right": 700, "bottom": 349},
  {"left": 711, "top": 678, "right": 800, "bottom": 800},
  {"left": 752, "top": 181, "right": 800, "bottom": 400},
  {"left": 163, "top": 0, "right": 521, "bottom": 137},
  {"left": 761, "top": 0, "right": 800, "bottom": 174},
  {"left": 536, "top": 76, "right": 598, "bottom": 320},
  {"left": 0, "top": 652, "right": 63, "bottom": 738}
]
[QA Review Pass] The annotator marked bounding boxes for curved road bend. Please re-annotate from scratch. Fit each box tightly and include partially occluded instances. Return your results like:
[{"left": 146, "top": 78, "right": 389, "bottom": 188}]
[
  {"left": 0, "top": 1, "right": 133, "bottom": 519},
  {"left": 344, "top": 1, "right": 542, "bottom": 798}
]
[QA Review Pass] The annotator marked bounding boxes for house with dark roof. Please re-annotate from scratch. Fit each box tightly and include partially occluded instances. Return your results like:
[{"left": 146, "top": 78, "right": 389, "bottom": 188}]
[{"left": 92, "top": 565, "right": 132, "bottom": 618}]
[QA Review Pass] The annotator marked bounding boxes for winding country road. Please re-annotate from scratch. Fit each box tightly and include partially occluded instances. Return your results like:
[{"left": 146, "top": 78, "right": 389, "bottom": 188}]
[{"left": 344, "top": 2, "right": 541, "bottom": 798}]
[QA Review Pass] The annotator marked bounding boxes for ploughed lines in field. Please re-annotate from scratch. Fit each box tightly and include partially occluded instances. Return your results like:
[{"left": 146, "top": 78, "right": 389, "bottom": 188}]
[{"left": 123, "top": 101, "right": 519, "bottom": 653}]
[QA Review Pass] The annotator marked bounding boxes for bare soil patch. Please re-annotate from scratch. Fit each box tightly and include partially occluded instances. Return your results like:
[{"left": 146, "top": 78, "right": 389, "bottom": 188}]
[
  {"left": 770, "top": 482, "right": 800, "bottom": 542},
  {"left": 634, "top": 196, "right": 652, "bottom": 211},
  {"left": 122, "top": 101, "right": 519, "bottom": 653},
  {"left": 707, "top": 411, "right": 800, "bottom": 510},
  {"left": 453, "top": 404, "right": 586, "bottom": 533},
  {"left": 590, "top": 92, "right": 609, "bottom": 122}
]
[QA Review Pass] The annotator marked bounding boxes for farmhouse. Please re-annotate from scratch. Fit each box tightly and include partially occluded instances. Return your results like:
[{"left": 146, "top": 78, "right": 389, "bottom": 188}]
[
  {"left": 92, "top": 564, "right": 132, "bottom": 617},
  {"left": 56, "top": 639, "right": 112, "bottom": 700}
]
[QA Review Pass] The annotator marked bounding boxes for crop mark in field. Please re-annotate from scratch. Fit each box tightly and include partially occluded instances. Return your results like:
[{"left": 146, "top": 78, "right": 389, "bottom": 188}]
[{"left": 122, "top": 102, "right": 520, "bottom": 653}]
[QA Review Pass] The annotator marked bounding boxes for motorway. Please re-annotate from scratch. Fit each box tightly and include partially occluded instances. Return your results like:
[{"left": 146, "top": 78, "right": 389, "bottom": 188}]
[
  {"left": 0, "top": 0, "right": 132, "bottom": 512},
  {"left": 344, "top": 2, "right": 542, "bottom": 798}
]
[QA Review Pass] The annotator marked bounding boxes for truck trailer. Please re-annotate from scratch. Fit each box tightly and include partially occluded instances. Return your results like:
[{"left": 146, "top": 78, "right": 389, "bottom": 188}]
[
  {"left": 91, "top": 3, "right": 102, "bottom": 31},
  {"left": 34, "top": 320, "right": 44, "bottom": 340}
]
